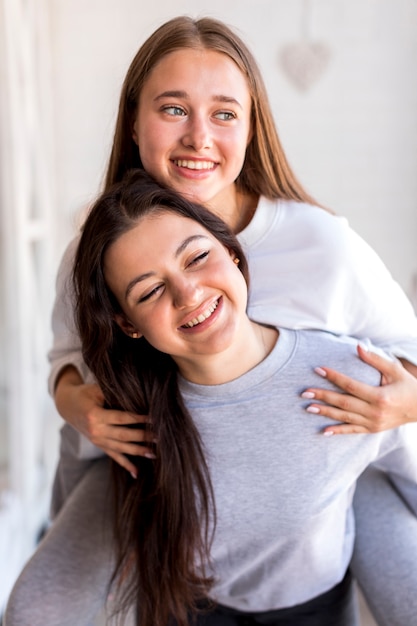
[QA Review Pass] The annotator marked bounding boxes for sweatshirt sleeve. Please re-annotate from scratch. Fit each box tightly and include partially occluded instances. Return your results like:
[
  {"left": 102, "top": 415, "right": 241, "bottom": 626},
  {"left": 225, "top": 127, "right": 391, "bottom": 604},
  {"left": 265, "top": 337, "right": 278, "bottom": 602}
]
[
  {"left": 373, "top": 424, "right": 417, "bottom": 516},
  {"left": 245, "top": 201, "right": 417, "bottom": 365},
  {"left": 48, "top": 236, "right": 104, "bottom": 460},
  {"left": 333, "top": 219, "right": 417, "bottom": 364},
  {"left": 47, "top": 235, "right": 94, "bottom": 395}
]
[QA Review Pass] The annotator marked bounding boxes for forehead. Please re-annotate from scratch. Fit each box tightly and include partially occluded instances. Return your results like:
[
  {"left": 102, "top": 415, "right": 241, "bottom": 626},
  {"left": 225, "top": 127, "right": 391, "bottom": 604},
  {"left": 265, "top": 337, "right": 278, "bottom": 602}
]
[
  {"left": 104, "top": 211, "right": 212, "bottom": 286},
  {"left": 142, "top": 47, "right": 251, "bottom": 99},
  {"left": 108, "top": 211, "right": 213, "bottom": 261}
]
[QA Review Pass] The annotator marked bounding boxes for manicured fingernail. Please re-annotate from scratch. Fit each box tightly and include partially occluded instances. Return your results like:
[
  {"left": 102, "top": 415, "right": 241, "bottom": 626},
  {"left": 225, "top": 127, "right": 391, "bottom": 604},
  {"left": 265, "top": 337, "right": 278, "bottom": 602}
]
[
  {"left": 145, "top": 453, "right": 156, "bottom": 460},
  {"left": 358, "top": 341, "right": 369, "bottom": 352},
  {"left": 323, "top": 430, "right": 334, "bottom": 437},
  {"left": 306, "top": 405, "right": 320, "bottom": 414},
  {"left": 301, "top": 391, "right": 315, "bottom": 399},
  {"left": 130, "top": 471, "right": 137, "bottom": 479},
  {"left": 314, "top": 367, "right": 327, "bottom": 377}
]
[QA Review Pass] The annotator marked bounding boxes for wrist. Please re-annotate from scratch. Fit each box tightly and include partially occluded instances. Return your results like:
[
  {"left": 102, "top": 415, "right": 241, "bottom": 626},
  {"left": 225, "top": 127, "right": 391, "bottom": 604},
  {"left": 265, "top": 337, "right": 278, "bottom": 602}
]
[{"left": 54, "top": 365, "right": 85, "bottom": 423}]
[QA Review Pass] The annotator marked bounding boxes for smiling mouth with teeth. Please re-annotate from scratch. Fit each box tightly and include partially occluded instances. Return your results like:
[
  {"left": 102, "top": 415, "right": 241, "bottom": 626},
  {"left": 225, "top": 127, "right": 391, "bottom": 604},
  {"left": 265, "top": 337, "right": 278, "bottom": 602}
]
[
  {"left": 182, "top": 299, "right": 219, "bottom": 328},
  {"left": 174, "top": 159, "right": 215, "bottom": 170}
]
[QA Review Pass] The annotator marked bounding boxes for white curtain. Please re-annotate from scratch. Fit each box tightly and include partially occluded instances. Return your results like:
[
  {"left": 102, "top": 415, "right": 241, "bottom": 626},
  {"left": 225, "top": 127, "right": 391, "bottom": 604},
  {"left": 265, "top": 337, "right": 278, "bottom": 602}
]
[{"left": 0, "top": 0, "right": 56, "bottom": 609}]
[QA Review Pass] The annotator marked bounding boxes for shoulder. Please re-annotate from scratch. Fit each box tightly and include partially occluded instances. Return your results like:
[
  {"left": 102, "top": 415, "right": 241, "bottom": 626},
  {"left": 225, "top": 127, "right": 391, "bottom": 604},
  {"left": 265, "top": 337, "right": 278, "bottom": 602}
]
[
  {"left": 241, "top": 196, "right": 352, "bottom": 251},
  {"left": 276, "top": 199, "right": 386, "bottom": 269},
  {"left": 252, "top": 198, "right": 353, "bottom": 250},
  {"left": 278, "top": 200, "right": 350, "bottom": 244},
  {"left": 294, "top": 329, "right": 382, "bottom": 387},
  {"left": 55, "top": 234, "right": 82, "bottom": 291},
  {"left": 247, "top": 198, "right": 373, "bottom": 264},
  {"left": 58, "top": 234, "right": 81, "bottom": 266},
  {"left": 58, "top": 234, "right": 82, "bottom": 270}
]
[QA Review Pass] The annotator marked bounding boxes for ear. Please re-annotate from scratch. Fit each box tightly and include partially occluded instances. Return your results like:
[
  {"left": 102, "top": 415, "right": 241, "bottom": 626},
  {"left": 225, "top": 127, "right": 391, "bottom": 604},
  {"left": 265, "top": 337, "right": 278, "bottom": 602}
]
[
  {"left": 228, "top": 248, "right": 240, "bottom": 265},
  {"left": 114, "top": 313, "right": 143, "bottom": 339}
]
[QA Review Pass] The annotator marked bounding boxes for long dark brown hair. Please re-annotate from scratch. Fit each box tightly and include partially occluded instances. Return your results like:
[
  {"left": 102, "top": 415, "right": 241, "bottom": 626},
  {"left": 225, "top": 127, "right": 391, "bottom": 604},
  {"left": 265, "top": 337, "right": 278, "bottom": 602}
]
[
  {"left": 103, "top": 15, "right": 318, "bottom": 207},
  {"left": 73, "top": 169, "right": 249, "bottom": 625}
]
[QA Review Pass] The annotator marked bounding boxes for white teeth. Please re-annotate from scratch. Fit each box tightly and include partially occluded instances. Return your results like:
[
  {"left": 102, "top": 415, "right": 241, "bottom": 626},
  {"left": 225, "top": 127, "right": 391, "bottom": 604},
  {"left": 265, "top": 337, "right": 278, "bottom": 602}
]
[
  {"left": 183, "top": 301, "right": 218, "bottom": 328},
  {"left": 175, "top": 160, "right": 215, "bottom": 170}
]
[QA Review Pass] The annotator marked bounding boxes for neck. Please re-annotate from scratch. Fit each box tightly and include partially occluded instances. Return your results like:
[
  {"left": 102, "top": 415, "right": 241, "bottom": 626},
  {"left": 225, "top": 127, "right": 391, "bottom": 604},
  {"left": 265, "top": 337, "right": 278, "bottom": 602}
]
[
  {"left": 176, "top": 322, "right": 278, "bottom": 386},
  {"left": 209, "top": 189, "right": 259, "bottom": 234}
]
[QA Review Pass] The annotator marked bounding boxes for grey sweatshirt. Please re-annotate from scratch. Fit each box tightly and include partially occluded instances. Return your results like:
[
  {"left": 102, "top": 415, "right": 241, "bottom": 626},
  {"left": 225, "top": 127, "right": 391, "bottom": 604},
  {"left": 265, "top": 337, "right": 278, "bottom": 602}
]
[{"left": 179, "top": 328, "right": 417, "bottom": 612}]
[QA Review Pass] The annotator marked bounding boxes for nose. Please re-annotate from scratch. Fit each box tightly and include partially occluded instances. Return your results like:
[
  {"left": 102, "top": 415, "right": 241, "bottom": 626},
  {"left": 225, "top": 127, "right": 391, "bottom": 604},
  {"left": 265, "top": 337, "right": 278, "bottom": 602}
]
[
  {"left": 181, "top": 114, "right": 212, "bottom": 151},
  {"left": 172, "top": 277, "right": 204, "bottom": 309}
]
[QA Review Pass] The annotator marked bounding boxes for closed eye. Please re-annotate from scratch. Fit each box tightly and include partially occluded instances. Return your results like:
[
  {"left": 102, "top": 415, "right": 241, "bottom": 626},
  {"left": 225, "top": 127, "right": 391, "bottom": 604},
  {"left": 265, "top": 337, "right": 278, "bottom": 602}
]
[
  {"left": 187, "top": 251, "right": 209, "bottom": 268},
  {"left": 137, "top": 284, "right": 164, "bottom": 303}
]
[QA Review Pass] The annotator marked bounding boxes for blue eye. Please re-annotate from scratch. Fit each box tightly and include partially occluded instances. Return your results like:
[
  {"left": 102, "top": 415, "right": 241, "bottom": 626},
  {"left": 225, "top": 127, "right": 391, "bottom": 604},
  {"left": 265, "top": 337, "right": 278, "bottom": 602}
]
[
  {"left": 214, "top": 111, "right": 236, "bottom": 121},
  {"left": 162, "top": 105, "right": 186, "bottom": 116}
]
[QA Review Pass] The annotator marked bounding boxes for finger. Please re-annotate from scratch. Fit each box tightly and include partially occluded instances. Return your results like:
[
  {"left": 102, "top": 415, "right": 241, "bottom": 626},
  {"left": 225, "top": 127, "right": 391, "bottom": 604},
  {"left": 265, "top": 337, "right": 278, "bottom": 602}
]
[
  {"left": 305, "top": 403, "right": 372, "bottom": 430},
  {"left": 107, "top": 440, "right": 157, "bottom": 456},
  {"left": 86, "top": 420, "right": 154, "bottom": 448},
  {"left": 357, "top": 344, "right": 401, "bottom": 383},
  {"left": 311, "top": 366, "right": 380, "bottom": 404},
  {"left": 107, "top": 448, "right": 156, "bottom": 478},
  {"left": 321, "top": 423, "right": 372, "bottom": 436},
  {"left": 107, "top": 451, "right": 139, "bottom": 477},
  {"left": 302, "top": 387, "right": 370, "bottom": 416},
  {"left": 106, "top": 410, "right": 152, "bottom": 426},
  {"left": 110, "top": 424, "right": 155, "bottom": 443}
]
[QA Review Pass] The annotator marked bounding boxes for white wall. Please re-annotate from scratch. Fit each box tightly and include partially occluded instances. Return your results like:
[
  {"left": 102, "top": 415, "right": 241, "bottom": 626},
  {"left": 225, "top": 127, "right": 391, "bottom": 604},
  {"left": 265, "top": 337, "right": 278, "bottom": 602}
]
[{"left": 49, "top": 0, "right": 417, "bottom": 299}]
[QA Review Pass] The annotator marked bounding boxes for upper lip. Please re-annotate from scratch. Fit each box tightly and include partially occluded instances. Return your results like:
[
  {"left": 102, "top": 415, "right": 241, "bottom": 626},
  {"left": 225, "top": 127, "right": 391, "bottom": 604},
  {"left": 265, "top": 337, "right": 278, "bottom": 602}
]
[{"left": 179, "top": 296, "right": 220, "bottom": 329}]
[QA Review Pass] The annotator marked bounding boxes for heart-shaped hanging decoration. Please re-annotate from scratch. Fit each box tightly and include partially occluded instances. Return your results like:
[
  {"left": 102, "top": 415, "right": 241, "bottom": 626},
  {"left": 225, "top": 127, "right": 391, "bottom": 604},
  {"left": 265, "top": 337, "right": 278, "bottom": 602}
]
[{"left": 280, "top": 41, "right": 331, "bottom": 92}]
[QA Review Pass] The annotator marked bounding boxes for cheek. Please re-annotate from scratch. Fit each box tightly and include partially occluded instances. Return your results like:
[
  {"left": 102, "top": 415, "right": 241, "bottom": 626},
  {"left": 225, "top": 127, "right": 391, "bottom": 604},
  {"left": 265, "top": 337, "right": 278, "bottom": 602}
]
[
  {"left": 235, "top": 273, "right": 249, "bottom": 308},
  {"left": 139, "top": 111, "right": 171, "bottom": 142},
  {"left": 225, "top": 260, "right": 248, "bottom": 304},
  {"left": 140, "top": 323, "right": 177, "bottom": 356},
  {"left": 216, "top": 261, "right": 248, "bottom": 306},
  {"left": 136, "top": 114, "right": 163, "bottom": 159},
  {"left": 137, "top": 131, "right": 156, "bottom": 165},
  {"left": 138, "top": 132, "right": 172, "bottom": 182},
  {"left": 134, "top": 307, "right": 171, "bottom": 343},
  {"left": 223, "top": 128, "right": 251, "bottom": 168}
]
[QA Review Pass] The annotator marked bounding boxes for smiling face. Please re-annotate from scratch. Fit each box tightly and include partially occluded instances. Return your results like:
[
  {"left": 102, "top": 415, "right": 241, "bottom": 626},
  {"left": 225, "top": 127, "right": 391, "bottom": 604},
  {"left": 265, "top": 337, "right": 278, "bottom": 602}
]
[
  {"left": 133, "top": 48, "right": 253, "bottom": 228},
  {"left": 104, "top": 210, "right": 251, "bottom": 380}
]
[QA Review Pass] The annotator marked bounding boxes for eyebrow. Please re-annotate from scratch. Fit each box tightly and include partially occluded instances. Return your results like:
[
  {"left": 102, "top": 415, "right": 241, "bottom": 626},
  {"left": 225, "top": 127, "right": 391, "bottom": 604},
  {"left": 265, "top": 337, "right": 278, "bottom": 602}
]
[
  {"left": 154, "top": 90, "right": 243, "bottom": 109},
  {"left": 124, "top": 234, "right": 209, "bottom": 300}
]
